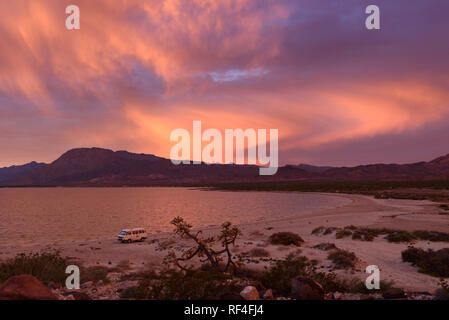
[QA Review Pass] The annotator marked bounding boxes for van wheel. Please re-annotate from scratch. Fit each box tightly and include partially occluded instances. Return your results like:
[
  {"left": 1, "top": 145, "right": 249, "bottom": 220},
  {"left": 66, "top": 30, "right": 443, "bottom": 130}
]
[{"left": 127, "top": 239, "right": 132, "bottom": 243}]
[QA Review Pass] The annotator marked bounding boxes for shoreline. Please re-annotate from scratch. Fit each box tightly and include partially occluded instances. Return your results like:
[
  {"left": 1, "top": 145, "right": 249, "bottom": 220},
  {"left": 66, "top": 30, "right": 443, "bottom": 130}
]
[{"left": 1, "top": 192, "right": 448, "bottom": 294}]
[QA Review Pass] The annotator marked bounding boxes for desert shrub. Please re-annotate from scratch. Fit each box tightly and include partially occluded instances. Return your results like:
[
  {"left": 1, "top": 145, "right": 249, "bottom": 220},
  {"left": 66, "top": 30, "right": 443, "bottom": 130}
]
[
  {"left": 249, "top": 248, "right": 270, "bottom": 258},
  {"left": 313, "top": 243, "right": 337, "bottom": 251},
  {"left": 323, "top": 227, "right": 338, "bottom": 235},
  {"left": 412, "top": 230, "right": 449, "bottom": 243},
  {"left": 81, "top": 266, "right": 111, "bottom": 284},
  {"left": 258, "top": 254, "right": 368, "bottom": 295},
  {"left": 0, "top": 251, "right": 68, "bottom": 286},
  {"left": 258, "top": 254, "right": 316, "bottom": 296},
  {"left": 269, "top": 232, "right": 304, "bottom": 246},
  {"left": 351, "top": 229, "right": 376, "bottom": 241},
  {"left": 317, "top": 225, "right": 449, "bottom": 244},
  {"left": 335, "top": 229, "right": 352, "bottom": 239},
  {"left": 311, "top": 226, "right": 325, "bottom": 235},
  {"left": 401, "top": 247, "right": 449, "bottom": 277},
  {"left": 327, "top": 249, "right": 357, "bottom": 269},
  {"left": 385, "top": 231, "right": 416, "bottom": 243},
  {"left": 123, "top": 267, "right": 236, "bottom": 300}
]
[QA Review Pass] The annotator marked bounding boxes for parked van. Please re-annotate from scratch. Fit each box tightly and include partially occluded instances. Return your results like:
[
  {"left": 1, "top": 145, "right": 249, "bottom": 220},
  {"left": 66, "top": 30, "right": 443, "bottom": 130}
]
[{"left": 118, "top": 228, "right": 147, "bottom": 243}]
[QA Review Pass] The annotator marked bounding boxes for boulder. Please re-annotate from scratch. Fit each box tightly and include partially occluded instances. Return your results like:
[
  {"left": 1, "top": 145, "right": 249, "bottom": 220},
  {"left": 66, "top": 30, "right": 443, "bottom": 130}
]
[
  {"left": 240, "top": 286, "right": 260, "bottom": 300},
  {"left": 262, "top": 289, "right": 274, "bottom": 300},
  {"left": 106, "top": 272, "right": 122, "bottom": 282},
  {"left": 0, "top": 275, "right": 58, "bottom": 300},
  {"left": 291, "top": 276, "right": 324, "bottom": 300}
]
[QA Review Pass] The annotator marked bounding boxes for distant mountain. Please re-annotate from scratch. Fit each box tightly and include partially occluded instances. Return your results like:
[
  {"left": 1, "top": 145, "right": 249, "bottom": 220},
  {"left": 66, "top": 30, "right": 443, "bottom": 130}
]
[
  {"left": 1, "top": 148, "right": 449, "bottom": 186},
  {"left": 0, "top": 161, "right": 46, "bottom": 184},
  {"left": 291, "top": 164, "right": 334, "bottom": 173}
]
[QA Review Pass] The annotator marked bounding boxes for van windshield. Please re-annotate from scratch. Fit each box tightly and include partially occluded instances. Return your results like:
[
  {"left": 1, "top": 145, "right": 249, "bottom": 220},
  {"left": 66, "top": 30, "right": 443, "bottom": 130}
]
[{"left": 119, "top": 231, "right": 126, "bottom": 235}]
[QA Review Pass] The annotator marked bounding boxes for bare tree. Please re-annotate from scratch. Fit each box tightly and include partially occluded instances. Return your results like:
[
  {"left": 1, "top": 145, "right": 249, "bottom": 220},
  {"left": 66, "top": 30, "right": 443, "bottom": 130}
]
[{"left": 163, "top": 217, "right": 242, "bottom": 274}]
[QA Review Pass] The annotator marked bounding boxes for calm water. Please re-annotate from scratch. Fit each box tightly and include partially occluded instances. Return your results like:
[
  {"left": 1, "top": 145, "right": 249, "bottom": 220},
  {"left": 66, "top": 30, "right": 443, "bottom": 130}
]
[{"left": 0, "top": 188, "right": 350, "bottom": 246}]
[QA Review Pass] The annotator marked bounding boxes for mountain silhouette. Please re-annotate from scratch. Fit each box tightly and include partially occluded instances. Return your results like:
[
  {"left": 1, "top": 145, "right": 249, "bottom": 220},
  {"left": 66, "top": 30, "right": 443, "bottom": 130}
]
[{"left": 1, "top": 148, "right": 449, "bottom": 186}]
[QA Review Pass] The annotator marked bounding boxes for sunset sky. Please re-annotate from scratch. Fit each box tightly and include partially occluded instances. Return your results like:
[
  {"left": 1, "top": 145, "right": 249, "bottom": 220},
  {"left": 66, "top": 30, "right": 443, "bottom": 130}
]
[{"left": 1, "top": 0, "right": 448, "bottom": 167}]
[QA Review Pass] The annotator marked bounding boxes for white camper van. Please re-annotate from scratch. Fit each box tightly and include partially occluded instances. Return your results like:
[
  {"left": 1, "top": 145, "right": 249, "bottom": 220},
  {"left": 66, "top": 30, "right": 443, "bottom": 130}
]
[{"left": 118, "top": 228, "right": 147, "bottom": 243}]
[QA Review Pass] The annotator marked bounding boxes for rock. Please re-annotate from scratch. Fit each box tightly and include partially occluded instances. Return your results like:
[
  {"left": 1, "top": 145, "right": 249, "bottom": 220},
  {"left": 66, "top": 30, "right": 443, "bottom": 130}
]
[
  {"left": 325, "top": 293, "right": 334, "bottom": 300},
  {"left": 0, "top": 275, "right": 58, "bottom": 300},
  {"left": 262, "top": 289, "right": 274, "bottom": 300},
  {"left": 116, "top": 280, "right": 138, "bottom": 292},
  {"left": 97, "top": 284, "right": 114, "bottom": 297},
  {"left": 382, "top": 288, "right": 406, "bottom": 299},
  {"left": 220, "top": 292, "right": 244, "bottom": 300},
  {"left": 81, "top": 281, "right": 94, "bottom": 289},
  {"left": 291, "top": 276, "right": 324, "bottom": 300},
  {"left": 333, "top": 292, "right": 343, "bottom": 300},
  {"left": 71, "top": 291, "right": 92, "bottom": 300},
  {"left": 64, "top": 294, "right": 75, "bottom": 300},
  {"left": 106, "top": 272, "right": 122, "bottom": 282},
  {"left": 240, "top": 286, "right": 260, "bottom": 300}
]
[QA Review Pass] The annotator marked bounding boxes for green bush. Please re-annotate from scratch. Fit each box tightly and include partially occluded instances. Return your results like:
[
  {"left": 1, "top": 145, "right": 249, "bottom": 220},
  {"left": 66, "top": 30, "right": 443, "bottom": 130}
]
[
  {"left": 401, "top": 247, "right": 449, "bottom": 277},
  {"left": 327, "top": 249, "right": 357, "bottom": 269},
  {"left": 0, "top": 251, "right": 68, "bottom": 286},
  {"left": 269, "top": 232, "right": 304, "bottom": 246}
]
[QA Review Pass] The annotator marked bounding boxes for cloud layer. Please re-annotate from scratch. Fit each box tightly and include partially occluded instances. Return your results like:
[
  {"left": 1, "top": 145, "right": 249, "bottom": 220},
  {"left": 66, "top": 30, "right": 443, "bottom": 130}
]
[{"left": 0, "top": 0, "right": 448, "bottom": 166}]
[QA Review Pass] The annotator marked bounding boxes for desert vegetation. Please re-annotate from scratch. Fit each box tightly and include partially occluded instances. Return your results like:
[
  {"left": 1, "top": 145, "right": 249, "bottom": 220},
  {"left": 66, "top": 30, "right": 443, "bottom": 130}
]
[
  {"left": 211, "top": 180, "right": 449, "bottom": 202},
  {"left": 269, "top": 232, "right": 304, "bottom": 246},
  {"left": 401, "top": 247, "right": 449, "bottom": 277},
  {"left": 0, "top": 251, "right": 68, "bottom": 286},
  {"left": 313, "top": 225, "right": 449, "bottom": 243},
  {"left": 163, "top": 217, "right": 242, "bottom": 273},
  {"left": 327, "top": 248, "right": 358, "bottom": 269}
]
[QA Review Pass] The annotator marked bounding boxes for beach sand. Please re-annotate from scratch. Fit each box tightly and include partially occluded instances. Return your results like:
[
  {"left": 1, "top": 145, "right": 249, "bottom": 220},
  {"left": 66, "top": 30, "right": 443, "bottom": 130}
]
[{"left": 1, "top": 193, "right": 448, "bottom": 294}]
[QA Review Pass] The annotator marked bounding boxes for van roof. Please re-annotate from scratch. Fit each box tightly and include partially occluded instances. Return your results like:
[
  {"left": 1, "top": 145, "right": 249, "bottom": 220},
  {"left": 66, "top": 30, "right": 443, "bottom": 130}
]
[{"left": 122, "top": 228, "right": 146, "bottom": 232}]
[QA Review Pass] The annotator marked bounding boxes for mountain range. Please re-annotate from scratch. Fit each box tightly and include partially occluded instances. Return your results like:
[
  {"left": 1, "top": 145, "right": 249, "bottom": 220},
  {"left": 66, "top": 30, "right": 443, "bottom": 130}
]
[{"left": 1, "top": 147, "right": 449, "bottom": 186}]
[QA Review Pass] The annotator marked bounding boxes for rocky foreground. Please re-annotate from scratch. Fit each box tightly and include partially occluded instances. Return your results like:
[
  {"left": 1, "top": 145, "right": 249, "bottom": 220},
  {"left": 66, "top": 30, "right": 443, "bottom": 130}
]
[{"left": 0, "top": 273, "right": 442, "bottom": 301}]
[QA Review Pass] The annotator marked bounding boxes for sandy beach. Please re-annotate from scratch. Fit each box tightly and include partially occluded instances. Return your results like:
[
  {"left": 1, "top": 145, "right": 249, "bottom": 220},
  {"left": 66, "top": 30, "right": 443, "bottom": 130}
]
[{"left": 1, "top": 192, "right": 448, "bottom": 295}]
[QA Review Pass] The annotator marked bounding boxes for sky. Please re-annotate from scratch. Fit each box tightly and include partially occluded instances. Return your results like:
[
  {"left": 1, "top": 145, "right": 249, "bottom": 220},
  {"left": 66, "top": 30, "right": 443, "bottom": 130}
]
[{"left": 0, "top": 0, "right": 449, "bottom": 167}]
